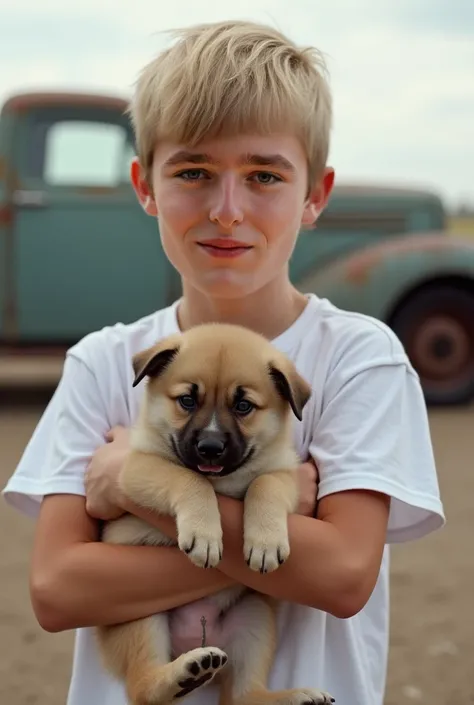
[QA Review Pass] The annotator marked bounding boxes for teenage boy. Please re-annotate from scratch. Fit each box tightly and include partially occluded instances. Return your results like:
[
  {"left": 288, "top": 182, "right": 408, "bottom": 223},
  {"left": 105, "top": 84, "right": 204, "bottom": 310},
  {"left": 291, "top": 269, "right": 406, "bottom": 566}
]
[{"left": 2, "top": 20, "right": 444, "bottom": 705}]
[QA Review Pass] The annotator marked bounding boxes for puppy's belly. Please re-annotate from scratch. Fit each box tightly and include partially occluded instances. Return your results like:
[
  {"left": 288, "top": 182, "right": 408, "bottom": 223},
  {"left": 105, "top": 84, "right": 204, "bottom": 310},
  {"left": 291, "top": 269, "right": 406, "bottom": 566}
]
[
  {"left": 170, "top": 599, "right": 225, "bottom": 655},
  {"left": 169, "top": 587, "right": 247, "bottom": 657}
]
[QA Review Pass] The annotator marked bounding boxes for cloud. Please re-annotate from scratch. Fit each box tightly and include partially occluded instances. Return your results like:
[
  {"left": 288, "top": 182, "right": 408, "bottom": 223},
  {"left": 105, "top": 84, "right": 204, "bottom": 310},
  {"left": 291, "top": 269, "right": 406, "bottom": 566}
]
[
  {"left": 390, "top": 0, "right": 474, "bottom": 37},
  {"left": 1, "top": 0, "right": 473, "bottom": 207}
]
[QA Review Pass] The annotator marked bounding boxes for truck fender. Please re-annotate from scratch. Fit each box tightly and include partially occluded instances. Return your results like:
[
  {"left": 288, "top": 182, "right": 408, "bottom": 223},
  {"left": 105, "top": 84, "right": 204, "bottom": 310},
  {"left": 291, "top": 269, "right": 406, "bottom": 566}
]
[{"left": 297, "top": 231, "right": 474, "bottom": 322}]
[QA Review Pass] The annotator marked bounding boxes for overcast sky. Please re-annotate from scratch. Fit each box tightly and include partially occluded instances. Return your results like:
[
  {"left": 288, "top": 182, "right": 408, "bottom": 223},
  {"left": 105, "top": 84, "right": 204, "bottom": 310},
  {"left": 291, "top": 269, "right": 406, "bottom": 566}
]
[{"left": 1, "top": 0, "right": 473, "bottom": 209}]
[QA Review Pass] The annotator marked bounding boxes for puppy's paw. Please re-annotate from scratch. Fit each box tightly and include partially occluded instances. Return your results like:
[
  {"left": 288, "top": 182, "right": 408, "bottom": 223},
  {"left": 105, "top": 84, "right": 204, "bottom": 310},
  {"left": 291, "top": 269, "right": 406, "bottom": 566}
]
[
  {"left": 178, "top": 522, "right": 223, "bottom": 569},
  {"left": 290, "top": 689, "right": 335, "bottom": 704},
  {"left": 244, "top": 530, "right": 290, "bottom": 573},
  {"left": 171, "top": 647, "right": 228, "bottom": 699}
]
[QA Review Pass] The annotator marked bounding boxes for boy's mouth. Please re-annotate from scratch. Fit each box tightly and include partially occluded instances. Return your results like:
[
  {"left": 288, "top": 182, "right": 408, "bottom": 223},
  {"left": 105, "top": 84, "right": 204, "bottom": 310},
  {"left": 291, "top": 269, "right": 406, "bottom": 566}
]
[{"left": 197, "top": 238, "right": 253, "bottom": 259}]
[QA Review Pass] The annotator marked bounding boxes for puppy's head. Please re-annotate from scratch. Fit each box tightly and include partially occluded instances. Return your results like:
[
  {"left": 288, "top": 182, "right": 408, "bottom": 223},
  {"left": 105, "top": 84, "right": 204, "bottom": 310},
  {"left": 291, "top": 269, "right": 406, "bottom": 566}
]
[{"left": 132, "top": 324, "right": 310, "bottom": 478}]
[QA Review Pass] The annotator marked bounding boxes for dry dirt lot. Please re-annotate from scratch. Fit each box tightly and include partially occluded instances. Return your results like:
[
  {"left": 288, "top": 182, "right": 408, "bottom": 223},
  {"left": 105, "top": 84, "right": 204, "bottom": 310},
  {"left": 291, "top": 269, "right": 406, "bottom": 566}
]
[{"left": 0, "top": 390, "right": 472, "bottom": 704}]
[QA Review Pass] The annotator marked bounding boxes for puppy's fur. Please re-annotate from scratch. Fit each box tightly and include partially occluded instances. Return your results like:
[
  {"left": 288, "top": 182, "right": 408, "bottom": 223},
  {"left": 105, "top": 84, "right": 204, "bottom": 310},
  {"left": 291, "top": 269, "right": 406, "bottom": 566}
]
[{"left": 97, "top": 323, "right": 334, "bottom": 705}]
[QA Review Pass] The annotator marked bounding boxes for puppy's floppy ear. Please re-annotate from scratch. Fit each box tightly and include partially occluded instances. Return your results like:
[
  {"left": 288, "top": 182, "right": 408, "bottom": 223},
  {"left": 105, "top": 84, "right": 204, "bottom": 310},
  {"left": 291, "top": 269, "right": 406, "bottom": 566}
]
[
  {"left": 132, "top": 335, "right": 181, "bottom": 387},
  {"left": 268, "top": 361, "right": 311, "bottom": 421}
]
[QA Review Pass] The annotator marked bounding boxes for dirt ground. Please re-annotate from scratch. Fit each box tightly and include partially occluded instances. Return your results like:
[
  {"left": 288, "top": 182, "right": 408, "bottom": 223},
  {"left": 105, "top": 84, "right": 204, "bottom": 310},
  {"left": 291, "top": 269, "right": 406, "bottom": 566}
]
[{"left": 0, "top": 389, "right": 472, "bottom": 704}]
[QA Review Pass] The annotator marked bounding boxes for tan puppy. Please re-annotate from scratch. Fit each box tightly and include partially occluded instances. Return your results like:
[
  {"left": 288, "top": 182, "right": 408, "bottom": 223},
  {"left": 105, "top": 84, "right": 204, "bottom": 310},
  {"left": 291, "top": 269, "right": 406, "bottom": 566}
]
[{"left": 97, "top": 323, "right": 334, "bottom": 705}]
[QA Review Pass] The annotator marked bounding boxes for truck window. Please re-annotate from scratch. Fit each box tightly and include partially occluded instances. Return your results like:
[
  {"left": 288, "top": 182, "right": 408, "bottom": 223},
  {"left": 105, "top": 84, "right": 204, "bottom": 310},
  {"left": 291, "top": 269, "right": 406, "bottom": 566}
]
[
  {"left": 24, "top": 117, "right": 135, "bottom": 188},
  {"left": 43, "top": 120, "right": 134, "bottom": 187}
]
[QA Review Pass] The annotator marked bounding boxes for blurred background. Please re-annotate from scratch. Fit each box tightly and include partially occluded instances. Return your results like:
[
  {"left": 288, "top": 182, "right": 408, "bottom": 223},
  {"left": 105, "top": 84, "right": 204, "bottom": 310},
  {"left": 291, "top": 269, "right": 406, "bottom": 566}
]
[{"left": 0, "top": 0, "right": 473, "bottom": 703}]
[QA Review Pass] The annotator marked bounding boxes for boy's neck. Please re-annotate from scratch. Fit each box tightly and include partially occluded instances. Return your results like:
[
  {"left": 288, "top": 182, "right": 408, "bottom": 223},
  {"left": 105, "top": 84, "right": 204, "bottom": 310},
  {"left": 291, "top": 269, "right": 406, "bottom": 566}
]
[{"left": 177, "top": 276, "right": 309, "bottom": 340}]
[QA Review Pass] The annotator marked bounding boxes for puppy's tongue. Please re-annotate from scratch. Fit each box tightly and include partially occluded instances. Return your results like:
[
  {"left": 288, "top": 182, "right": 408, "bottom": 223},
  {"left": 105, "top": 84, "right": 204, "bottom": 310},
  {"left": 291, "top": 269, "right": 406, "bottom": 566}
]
[{"left": 198, "top": 465, "right": 224, "bottom": 474}]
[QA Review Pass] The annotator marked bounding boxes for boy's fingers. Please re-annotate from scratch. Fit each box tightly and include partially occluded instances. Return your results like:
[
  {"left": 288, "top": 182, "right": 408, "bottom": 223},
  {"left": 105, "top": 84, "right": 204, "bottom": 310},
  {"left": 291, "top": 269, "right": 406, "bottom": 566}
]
[
  {"left": 308, "top": 456, "right": 320, "bottom": 482},
  {"left": 304, "top": 458, "right": 320, "bottom": 483},
  {"left": 105, "top": 425, "right": 126, "bottom": 443}
]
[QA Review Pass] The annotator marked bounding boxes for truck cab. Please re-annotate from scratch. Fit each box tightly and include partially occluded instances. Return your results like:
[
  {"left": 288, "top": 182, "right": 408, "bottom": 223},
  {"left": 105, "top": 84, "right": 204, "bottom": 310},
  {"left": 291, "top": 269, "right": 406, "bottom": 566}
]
[{"left": 0, "top": 92, "right": 182, "bottom": 345}]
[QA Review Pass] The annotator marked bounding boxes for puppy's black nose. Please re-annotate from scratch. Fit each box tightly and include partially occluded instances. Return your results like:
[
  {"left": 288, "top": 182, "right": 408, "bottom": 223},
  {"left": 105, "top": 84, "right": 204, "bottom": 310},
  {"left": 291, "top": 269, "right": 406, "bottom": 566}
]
[{"left": 196, "top": 436, "right": 226, "bottom": 459}]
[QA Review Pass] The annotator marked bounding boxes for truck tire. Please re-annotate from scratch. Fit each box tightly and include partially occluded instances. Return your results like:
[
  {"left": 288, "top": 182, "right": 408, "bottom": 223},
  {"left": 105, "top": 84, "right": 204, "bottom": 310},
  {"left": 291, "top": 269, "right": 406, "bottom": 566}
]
[{"left": 391, "top": 284, "right": 474, "bottom": 405}]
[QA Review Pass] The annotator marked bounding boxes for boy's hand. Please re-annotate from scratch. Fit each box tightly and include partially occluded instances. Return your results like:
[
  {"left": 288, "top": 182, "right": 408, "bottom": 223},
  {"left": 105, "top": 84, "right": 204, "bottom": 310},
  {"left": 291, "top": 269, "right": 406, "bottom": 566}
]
[
  {"left": 85, "top": 429, "right": 319, "bottom": 522},
  {"left": 85, "top": 426, "right": 130, "bottom": 521},
  {"left": 296, "top": 459, "right": 320, "bottom": 517}
]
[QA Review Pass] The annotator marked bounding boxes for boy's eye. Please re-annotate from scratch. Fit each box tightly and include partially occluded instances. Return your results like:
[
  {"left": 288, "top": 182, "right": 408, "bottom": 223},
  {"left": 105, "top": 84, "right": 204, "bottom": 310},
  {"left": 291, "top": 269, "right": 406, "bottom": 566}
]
[
  {"left": 176, "top": 169, "right": 207, "bottom": 181},
  {"left": 178, "top": 394, "right": 197, "bottom": 411},
  {"left": 251, "top": 171, "right": 281, "bottom": 185}
]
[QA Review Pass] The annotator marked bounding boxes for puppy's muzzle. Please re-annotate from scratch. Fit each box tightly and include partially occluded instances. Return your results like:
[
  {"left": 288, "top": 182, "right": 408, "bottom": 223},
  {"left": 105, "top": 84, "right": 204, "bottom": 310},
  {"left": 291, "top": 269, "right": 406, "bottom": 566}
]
[{"left": 174, "top": 426, "right": 251, "bottom": 477}]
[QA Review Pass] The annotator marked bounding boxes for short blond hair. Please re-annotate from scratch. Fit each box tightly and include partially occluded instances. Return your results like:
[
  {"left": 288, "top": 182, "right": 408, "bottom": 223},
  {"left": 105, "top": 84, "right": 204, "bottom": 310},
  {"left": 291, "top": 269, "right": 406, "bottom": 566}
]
[{"left": 129, "top": 20, "right": 332, "bottom": 185}]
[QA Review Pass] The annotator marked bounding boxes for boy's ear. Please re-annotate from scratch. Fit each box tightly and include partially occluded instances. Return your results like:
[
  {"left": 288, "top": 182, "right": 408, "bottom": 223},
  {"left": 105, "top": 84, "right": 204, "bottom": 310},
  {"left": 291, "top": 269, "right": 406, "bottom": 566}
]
[
  {"left": 130, "top": 157, "right": 158, "bottom": 217},
  {"left": 302, "top": 167, "right": 335, "bottom": 227}
]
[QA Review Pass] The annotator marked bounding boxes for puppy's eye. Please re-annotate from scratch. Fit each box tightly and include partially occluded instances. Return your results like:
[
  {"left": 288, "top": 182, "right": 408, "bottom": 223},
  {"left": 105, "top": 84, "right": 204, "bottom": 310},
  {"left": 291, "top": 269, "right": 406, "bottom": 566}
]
[
  {"left": 177, "top": 395, "right": 197, "bottom": 411},
  {"left": 233, "top": 399, "right": 254, "bottom": 415}
]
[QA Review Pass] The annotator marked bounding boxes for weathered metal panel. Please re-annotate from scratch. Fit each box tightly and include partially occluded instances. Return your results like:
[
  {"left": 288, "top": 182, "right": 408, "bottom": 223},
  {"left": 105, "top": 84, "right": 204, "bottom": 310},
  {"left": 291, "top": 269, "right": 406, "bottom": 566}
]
[
  {"left": 289, "top": 188, "right": 446, "bottom": 284},
  {"left": 297, "top": 233, "right": 474, "bottom": 322},
  {"left": 5, "top": 98, "right": 174, "bottom": 343},
  {"left": 0, "top": 108, "right": 20, "bottom": 342}
]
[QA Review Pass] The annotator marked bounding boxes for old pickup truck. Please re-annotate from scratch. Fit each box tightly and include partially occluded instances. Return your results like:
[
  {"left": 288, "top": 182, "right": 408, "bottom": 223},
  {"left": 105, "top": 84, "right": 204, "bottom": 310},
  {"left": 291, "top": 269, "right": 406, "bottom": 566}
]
[{"left": 1, "top": 91, "right": 473, "bottom": 404}]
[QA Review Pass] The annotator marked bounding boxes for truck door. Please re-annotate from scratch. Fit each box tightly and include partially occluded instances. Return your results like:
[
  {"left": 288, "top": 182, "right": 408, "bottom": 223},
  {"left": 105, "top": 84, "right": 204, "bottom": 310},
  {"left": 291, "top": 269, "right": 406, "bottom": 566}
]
[{"left": 9, "top": 95, "right": 175, "bottom": 344}]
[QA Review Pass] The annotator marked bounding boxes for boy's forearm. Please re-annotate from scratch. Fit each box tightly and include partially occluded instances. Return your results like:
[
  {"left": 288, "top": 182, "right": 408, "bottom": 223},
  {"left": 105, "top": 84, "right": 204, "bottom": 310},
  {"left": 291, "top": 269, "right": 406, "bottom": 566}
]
[
  {"left": 216, "top": 497, "right": 357, "bottom": 616},
  {"left": 33, "top": 541, "right": 233, "bottom": 633},
  {"left": 124, "top": 497, "right": 359, "bottom": 618}
]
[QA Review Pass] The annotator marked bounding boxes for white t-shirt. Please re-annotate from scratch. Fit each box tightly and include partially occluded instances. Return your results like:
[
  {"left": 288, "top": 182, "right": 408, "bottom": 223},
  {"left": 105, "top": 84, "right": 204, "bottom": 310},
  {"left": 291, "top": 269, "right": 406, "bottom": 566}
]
[{"left": 2, "top": 294, "right": 445, "bottom": 705}]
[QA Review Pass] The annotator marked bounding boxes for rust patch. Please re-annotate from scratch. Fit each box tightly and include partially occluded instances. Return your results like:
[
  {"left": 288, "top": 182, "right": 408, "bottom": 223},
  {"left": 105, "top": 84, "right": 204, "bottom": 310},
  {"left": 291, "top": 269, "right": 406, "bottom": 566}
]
[
  {"left": 345, "top": 248, "right": 384, "bottom": 286},
  {"left": 0, "top": 155, "right": 21, "bottom": 192},
  {"left": 2, "top": 91, "right": 129, "bottom": 115},
  {"left": 345, "top": 232, "right": 474, "bottom": 286},
  {"left": 0, "top": 204, "right": 13, "bottom": 226}
]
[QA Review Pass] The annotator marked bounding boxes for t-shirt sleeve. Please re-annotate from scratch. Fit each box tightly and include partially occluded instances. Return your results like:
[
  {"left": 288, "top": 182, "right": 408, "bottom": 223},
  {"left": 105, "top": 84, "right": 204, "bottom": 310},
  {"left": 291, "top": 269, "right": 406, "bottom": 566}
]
[
  {"left": 309, "top": 333, "right": 445, "bottom": 544},
  {"left": 2, "top": 352, "right": 111, "bottom": 519}
]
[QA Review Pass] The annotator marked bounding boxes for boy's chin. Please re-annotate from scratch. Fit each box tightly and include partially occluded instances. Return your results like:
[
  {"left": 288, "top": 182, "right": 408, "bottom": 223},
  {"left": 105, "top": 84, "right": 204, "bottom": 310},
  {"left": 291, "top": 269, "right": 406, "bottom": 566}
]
[{"left": 191, "top": 271, "right": 264, "bottom": 298}]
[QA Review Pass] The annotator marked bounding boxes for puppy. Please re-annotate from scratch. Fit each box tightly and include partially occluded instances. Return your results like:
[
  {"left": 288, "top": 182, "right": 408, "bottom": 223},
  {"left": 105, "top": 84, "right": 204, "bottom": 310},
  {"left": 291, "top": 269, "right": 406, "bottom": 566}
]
[{"left": 97, "top": 323, "right": 334, "bottom": 705}]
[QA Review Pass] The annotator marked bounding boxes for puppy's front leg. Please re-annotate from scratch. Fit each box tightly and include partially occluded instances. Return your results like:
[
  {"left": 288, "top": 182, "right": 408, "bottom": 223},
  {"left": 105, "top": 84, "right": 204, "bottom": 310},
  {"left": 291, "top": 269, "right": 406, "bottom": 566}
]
[
  {"left": 120, "top": 450, "right": 223, "bottom": 568},
  {"left": 243, "top": 471, "right": 298, "bottom": 574}
]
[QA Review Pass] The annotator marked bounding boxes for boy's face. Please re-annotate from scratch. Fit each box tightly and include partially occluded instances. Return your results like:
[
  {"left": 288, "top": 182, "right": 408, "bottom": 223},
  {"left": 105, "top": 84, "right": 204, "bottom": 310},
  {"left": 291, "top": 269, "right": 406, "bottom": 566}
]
[{"left": 131, "top": 133, "right": 334, "bottom": 299}]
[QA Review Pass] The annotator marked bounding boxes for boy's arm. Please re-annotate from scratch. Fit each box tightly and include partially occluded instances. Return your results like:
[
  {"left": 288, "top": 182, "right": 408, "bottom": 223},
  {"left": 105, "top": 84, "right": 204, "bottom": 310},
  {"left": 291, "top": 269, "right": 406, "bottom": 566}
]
[
  {"left": 3, "top": 353, "right": 233, "bottom": 634},
  {"left": 30, "top": 493, "right": 234, "bottom": 633},
  {"left": 218, "top": 489, "right": 390, "bottom": 616},
  {"left": 122, "top": 489, "right": 390, "bottom": 619}
]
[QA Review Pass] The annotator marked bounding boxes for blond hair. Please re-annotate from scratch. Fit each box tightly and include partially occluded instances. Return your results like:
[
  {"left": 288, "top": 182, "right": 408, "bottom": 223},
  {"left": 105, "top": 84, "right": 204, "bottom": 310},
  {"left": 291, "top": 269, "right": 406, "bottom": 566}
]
[{"left": 129, "top": 20, "right": 332, "bottom": 185}]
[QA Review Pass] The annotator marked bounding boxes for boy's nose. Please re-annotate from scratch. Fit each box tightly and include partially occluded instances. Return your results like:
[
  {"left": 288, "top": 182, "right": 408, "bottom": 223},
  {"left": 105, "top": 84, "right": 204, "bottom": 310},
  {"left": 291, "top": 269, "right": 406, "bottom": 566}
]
[{"left": 208, "top": 176, "right": 244, "bottom": 228}]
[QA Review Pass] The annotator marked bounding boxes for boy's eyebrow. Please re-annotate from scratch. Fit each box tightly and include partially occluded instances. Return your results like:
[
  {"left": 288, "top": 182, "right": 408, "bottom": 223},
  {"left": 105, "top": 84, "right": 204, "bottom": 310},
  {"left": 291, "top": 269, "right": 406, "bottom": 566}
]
[
  {"left": 164, "top": 151, "right": 214, "bottom": 167},
  {"left": 163, "top": 151, "right": 296, "bottom": 172},
  {"left": 241, "top": 153, "right": 296, "bottom": 172}
]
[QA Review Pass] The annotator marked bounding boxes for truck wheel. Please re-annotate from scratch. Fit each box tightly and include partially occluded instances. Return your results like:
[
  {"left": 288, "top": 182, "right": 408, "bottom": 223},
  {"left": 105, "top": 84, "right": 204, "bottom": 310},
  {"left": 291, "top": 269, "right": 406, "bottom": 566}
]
[{"left": 391, "top": 285, "right": 474, "bottom": 405}]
